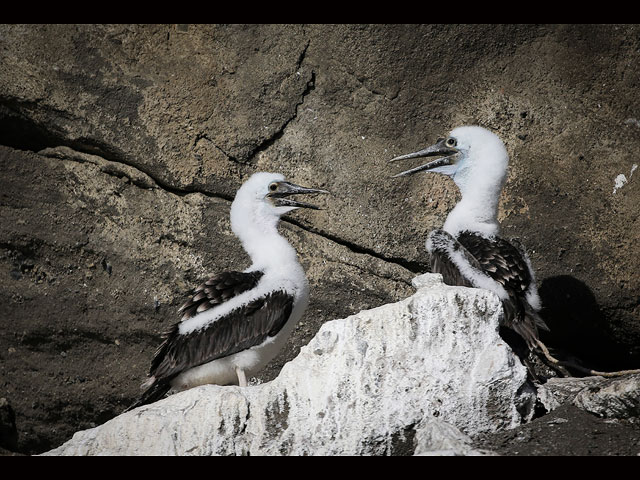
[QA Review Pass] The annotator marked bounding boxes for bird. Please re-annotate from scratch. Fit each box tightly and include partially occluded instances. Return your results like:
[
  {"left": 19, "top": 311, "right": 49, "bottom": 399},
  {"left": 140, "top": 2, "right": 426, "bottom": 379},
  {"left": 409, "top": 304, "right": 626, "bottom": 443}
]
[
  {"left": 126, "top": 172, "right": 328, "bottom": 411},
  {"left": 389, "top": 125, "right": 550, "bottom": 365}
]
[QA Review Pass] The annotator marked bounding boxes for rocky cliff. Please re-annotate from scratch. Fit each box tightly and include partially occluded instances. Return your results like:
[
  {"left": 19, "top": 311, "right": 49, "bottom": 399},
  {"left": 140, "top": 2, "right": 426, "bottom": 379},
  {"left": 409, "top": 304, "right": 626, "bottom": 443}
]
[{"left": 1, "top": 24, "right": 639, "bottom": 454}]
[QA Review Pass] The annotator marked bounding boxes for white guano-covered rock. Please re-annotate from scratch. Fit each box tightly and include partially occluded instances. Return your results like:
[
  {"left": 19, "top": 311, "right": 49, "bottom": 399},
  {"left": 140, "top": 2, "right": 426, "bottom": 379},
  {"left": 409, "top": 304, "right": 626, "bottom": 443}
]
[{"left": 44, "top": 274, "right": 531, "bottom": 456}]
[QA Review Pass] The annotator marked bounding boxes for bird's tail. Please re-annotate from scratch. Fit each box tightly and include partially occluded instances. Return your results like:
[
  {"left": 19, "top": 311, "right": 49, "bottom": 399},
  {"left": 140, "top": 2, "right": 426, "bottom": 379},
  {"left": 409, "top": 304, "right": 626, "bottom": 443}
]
[
  {"left": 511, "top": 314, "right": 543, "bottom": 352},
  {"left": 530, "top": 309, "right": 550, "bottom": 332},
  {"left": 123, "top": 379, "right": 171, "bottom": 413}
]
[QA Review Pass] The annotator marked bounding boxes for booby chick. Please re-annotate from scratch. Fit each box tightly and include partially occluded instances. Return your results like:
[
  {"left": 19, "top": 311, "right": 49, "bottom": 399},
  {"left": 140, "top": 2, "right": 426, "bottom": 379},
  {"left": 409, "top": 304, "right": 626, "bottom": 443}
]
[
  {"left": 126, "top": 172, "right": 328, "bottom": 411},
  {"left": 390, "top": 126, "right": 549, "bottom": 360}
]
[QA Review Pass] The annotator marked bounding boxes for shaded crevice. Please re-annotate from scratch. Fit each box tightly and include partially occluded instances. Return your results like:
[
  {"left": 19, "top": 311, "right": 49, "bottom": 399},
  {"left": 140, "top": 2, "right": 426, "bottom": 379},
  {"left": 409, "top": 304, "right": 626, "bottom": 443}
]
[
  {"left": 0, "top": 97, "right": 234, "bottom": 203},
  {"left": 0, "top": 101, "right": 74, "bottom": 152},
  {"left": 39, "top": 141, "right": 235, "bottom": 204},
  {"left": 295, "top": 40, "right": 310, "bottom": 71},
  {"left": 241, "top": 40, "right": 313, "bottom": 164},
  {"left": 324, "top": 256, "right": 414, "bottom": 287},
  {"left": 191, "top": 61, "right": 314, "bottom": 168},
  {"left": 283, "top": 216, "right": 428, "bottom": 275},
  {"left": 19, "top": 327, "right": 117, "bottom": 352},
  {"left": 193, "top": 133, "right": 252, "bottom": 167},
  {"left": 60, "top": 137, "right": 237, "bottom": 203}
]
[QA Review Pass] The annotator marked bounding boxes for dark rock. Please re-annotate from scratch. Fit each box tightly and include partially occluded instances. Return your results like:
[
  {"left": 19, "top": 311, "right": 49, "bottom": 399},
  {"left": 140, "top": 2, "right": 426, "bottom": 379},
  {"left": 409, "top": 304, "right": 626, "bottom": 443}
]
[{"left": 0, "top": 398, "right": 18, "bottom": 451}]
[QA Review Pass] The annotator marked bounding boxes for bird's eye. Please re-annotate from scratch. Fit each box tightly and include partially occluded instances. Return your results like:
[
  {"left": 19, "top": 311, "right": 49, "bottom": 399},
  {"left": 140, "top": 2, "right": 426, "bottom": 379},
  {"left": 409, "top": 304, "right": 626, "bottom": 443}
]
[
  {"left": 446, "top": 137, "right": 457, "bottom": 147},
  {"left": 268, "top": 183, "right": 278, "bottom": 192}
]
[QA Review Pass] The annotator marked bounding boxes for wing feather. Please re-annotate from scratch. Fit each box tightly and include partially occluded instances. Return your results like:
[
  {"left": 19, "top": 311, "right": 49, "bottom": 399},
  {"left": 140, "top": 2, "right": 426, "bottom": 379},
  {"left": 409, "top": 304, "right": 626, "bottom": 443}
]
[
  {"left": 177, "top": 270, "right": 264, "bottom": 321},
  {"left": 428, "top": 229, "right": 543, "bottom": 349},
  {"left": 456, "top": 231, "right": 532, "bottom": 298},
  {"left": 149, "top": 290, "right": 294, "bottom": 384}
]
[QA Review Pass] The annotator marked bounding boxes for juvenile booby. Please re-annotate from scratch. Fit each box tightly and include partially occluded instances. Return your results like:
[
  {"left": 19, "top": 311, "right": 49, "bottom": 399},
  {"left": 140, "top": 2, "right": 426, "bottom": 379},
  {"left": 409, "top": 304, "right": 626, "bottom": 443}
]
[
  {"left": 126, "top": 172, "right": 328, "bottom": 411},
  {"left": 390, "top": 126, "right": 549, "bottom": 358}
]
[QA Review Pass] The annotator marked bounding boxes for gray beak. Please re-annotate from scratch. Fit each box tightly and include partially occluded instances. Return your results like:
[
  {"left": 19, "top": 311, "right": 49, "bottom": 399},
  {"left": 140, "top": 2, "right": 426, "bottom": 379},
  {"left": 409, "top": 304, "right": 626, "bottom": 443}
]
[
  {"left": 267, "top": 181, "right": 330, "bottom": 210},
  {"left": 389, "top": 138, "right": 458, "bottom": 178}
]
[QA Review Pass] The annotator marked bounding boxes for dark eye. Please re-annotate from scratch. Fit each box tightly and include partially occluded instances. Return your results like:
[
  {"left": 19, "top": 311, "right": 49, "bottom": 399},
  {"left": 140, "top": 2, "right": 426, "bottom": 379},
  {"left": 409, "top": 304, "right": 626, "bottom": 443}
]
[
  {"left": 269, "top": 183, "right": 278, "bottom": 192},
  {"left": 446, "top": 137, "right": 457, "bottom": 147}
]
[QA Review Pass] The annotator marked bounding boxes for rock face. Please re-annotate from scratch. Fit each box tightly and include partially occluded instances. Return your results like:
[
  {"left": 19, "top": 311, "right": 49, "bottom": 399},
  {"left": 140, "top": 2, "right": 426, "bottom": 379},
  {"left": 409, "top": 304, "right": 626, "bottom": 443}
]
[
  {"left": 538, "top": 374, "right": 640, "bottom": 420},
  {"left": 571, "top": 375, "right": 640, "bottom": 419},
  {"left": 2, "top": 24, "right": 640, "bottom": 454},
  {"left": 44, "top": 274, "right": 529, "bottom": 456}
]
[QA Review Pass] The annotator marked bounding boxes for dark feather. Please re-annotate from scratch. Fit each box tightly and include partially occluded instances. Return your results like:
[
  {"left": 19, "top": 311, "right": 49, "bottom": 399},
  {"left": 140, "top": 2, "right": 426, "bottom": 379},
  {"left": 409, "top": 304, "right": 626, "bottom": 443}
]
[
  {"left": 429, "top": 229, "right": 542, "bottom": 350},
  {"left": 126, "top": 270, "right": 279, "bottom": 411},
  {"left": 456, "top": 231, "right": 532, "bottom": 298},
  {"left": 124, "top": 381, "right": 171, "bottom": 412},
  {"left": 177, "top": 270, "right": 264, "bottom": 321},
  {"left": 148, "top": 289, "right": 293, "bottom": 386}
]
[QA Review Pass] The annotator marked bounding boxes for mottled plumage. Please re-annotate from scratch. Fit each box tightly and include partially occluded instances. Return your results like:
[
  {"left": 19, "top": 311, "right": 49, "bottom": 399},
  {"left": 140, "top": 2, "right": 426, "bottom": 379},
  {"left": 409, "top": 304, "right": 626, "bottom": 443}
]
[
  {"left": 391, "top": 126, "right": 547, "bottom": 359},
  {"left": 429, "top": 229, "right": 547, "bottom": 349},
  {"left": 150, "top": 287, "right": 293, "bottom": 388},
  {"left": 177, "top": 271, "right": 264, "bottom": 321},
  {"left": 126, "top": 172, "right": 327, "bottom": 411}
]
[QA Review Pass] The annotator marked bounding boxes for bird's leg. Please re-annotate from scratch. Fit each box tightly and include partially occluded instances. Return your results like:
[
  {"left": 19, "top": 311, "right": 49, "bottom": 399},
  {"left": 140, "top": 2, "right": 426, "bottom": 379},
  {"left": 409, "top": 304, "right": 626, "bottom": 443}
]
[
  {"left": 236, "top": 367, "right": 247, "bottom": 387},
  {"left": 534, "top": 339, "right": 640, "bottom": 378},
  {"left": 535, "top": 339, "right": 561, "bottom": 364},
  {"left": 533, "top": 339, "right": 571, "bottom": 377}
]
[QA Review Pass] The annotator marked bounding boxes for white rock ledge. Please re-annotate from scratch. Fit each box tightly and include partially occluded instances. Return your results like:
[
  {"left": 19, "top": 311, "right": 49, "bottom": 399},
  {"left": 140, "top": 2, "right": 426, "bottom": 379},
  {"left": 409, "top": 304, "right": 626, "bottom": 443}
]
[{"left": 44, "top": 274, "right": 531, "bottom": 456}]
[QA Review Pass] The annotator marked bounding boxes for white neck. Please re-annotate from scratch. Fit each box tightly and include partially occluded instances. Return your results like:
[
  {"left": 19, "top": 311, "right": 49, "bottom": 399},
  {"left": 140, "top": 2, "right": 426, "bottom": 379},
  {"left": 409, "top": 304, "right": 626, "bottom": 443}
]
[
  {"left": 443, "top": 162, "right": 505, "bottom": 237},
  {"left": 443, "top": 193, "right": 500, "bottom": 237},
  {"left": 230, "top": 202, "right": 302, "bottom": 274}
]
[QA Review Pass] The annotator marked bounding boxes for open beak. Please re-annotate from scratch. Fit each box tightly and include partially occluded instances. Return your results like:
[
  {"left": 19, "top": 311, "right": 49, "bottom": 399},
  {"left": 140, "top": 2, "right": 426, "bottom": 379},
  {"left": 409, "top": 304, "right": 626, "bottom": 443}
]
[
  {"left": 389, "top": 138, "right": 459, "bottom": 178},
  {"left": 267, "top": 181, "right": 330, "bottom": 210}
]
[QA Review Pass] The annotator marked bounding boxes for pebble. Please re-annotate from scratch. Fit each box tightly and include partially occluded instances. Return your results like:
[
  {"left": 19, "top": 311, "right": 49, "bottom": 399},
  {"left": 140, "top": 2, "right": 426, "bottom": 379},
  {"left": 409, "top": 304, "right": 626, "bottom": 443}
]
[{"left": 547, "top": 417, "right": 568, "bottom": 425}]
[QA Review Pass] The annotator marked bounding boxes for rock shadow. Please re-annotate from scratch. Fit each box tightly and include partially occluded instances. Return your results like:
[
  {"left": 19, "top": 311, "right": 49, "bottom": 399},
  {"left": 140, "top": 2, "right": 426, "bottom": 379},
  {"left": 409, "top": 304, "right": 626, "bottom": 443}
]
[{"left": 538, "top": 275, "right": 638, "bottom": 372}]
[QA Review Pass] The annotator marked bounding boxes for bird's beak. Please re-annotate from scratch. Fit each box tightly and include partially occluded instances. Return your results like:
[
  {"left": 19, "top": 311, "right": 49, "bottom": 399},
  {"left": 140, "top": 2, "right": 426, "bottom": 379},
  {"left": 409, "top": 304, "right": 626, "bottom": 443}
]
[
  {"left": 389, "top": 138, "right": 458, "bottom": 178},
  {"left": 268, "top": 181, "right": 330, "bottom": 210}
]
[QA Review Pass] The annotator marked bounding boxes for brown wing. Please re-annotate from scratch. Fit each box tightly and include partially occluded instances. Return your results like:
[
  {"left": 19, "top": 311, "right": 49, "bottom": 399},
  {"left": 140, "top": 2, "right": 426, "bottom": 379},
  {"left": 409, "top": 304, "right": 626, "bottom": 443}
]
[
  {"left": 149, "top": 290, "right": 294, "bottom": 383},
  {"left": 428, "top": 229, "right": 542, "bottom": 349},
  {"left": 177, "top": 270, "right": 264, "bottom": 321},
  {"left": 456, "top": 231, "right": 532, "bottom": 300},
  {"left": 429, "top": 233, "right": 478, "bottom": 290}
]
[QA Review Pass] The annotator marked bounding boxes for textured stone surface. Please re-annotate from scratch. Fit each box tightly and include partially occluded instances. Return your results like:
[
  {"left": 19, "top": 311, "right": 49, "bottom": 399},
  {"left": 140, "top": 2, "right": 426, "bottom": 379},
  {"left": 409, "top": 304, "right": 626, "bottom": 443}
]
[
  {"left": 474, "top": 374, "right": 640, "bottom": 456},
  {"left": 413, "top": 417, "right": 497, "bottom": 456},
  {"left": 572, "top": 374, "right": 640, "bottom": 419},
  {"left": 44, "top": 275, "right": 527, "bottom": 456},
  {"left": 537, "top": 374, "right": 640, "bottom": 420},
  {"left": 2, "top": 24, "right": 639, "bottom": 454}
]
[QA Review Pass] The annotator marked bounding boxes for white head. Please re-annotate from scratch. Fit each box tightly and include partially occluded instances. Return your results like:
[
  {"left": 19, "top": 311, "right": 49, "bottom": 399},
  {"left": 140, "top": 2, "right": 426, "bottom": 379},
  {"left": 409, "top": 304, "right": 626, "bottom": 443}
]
[
  {"left": 390, "top": 125, "right": 509, "bottom": 236},
  {"left": 230, "top": 172, "right": 328, "bottom": 269}
]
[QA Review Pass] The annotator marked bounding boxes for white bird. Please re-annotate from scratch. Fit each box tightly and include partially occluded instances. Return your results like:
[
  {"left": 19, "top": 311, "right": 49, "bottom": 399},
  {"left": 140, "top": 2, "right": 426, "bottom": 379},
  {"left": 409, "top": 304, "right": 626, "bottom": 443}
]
[
  {"left": 127, "top": 172, "right": 328, "bottom": 410},
  {"left": 390, "top": 125, "right": 549, "bottom": 360}
]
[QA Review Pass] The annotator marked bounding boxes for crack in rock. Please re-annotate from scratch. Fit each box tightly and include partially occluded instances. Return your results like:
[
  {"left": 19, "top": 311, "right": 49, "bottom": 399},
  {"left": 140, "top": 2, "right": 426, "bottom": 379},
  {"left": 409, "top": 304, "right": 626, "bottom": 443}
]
[
  {"left": 244, "top": 70, "right": 316, "bottom": 164},
  {"left": 33, "top": 144, "right": 419, "bottom": 277}
]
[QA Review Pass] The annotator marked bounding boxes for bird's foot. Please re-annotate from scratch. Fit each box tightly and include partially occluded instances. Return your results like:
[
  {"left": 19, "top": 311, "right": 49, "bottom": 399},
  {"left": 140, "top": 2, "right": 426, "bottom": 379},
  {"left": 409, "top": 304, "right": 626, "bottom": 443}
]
[{"left": 236, "top": 367, "right": 247, "bottom": 387}]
